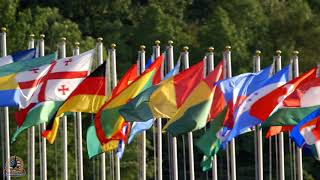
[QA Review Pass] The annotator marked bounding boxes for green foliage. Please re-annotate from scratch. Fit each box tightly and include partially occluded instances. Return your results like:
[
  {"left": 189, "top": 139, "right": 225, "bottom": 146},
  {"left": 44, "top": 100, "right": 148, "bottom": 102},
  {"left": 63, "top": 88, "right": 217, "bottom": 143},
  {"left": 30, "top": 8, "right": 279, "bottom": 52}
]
[{"left": 1, "top": 0, "right": 320, "bottom": 179}]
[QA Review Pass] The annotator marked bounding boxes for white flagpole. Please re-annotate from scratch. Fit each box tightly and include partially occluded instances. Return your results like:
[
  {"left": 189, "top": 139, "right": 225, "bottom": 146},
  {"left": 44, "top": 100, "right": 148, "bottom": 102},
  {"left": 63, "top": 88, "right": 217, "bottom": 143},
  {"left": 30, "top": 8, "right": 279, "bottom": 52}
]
[
  {"left": 138, "top": 45, "right": 147, "bottom": 180},
  {"left": 207, "top": 47, "right": 218, "bottom": 180},
  {"left": 28, "top": 33, "right": 36, "bottom": 180},
  {"left": 181, "top": 46, "right": 195, "bottom": 180},
  {"left": 59, "top": 37, "right": 68, "bottom": 180},
  {"left": 96, "top": 37, "right": 106, "bottom": 180},
  {"left": 292, "top": 50, "right": 303, "bottom": 180},
  {"left": 39, "top": 33, "right": 47, "bottom": 180},
  {"left": 153, "top": 40, "right": 163, "bottom": 180},
  {"left": 275, "top": 50, "right": 285, "bottom": 180},
  {"left": 73, "top": 41, "right": 83, "bottom": 180},
  {"left": 1, "top": 27, "right": 10, "bottom": 180},
  {"left": 224, "top": 45, "right": 237, "bottom": 180},
  {"left": 253, "top": 50, "right": 263, "bottom": 180},
  {"left": 110, "top": 43, "right": 121, "bottom": 180},
  {"left": 167, "top": 40, "right": 178, "bottom": 180}
]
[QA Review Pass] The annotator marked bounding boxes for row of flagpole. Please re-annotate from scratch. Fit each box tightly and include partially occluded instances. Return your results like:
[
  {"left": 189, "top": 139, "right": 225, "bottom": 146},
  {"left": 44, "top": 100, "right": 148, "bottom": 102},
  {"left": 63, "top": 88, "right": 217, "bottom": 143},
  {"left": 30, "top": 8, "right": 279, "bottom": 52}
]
[{"left": 0, "top": 28, "right": 307, "bottom": 180}]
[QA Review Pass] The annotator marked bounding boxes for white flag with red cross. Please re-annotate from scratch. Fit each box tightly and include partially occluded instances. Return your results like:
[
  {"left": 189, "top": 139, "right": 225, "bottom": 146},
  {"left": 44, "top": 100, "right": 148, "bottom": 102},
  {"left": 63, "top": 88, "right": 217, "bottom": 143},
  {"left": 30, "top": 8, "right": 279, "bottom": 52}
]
[{"left": 16, "top": 49, "right": 95, "bottom": 108}]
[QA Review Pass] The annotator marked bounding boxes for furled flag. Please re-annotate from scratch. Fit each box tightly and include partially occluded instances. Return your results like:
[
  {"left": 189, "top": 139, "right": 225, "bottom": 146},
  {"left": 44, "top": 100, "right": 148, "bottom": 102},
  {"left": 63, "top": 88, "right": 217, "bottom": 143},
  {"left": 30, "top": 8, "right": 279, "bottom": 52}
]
[
  {"left": 0, "top": 53, "right": 56, "bottom": 107},
  {"left": 163, "top": 60, "right": 225, "bottom": 136},
  {"left": 0, "top": 48, "right": 36, "bottom": 66},
  {"left": 127, "top": 59, "right": 181, "bottom": 143},
  {"left": 290, "top": 108, "right": 320, "bottom": 159},
  {"left": 120, "top": 59, "right": 205, "bottom": 123},
  {"left": 94, "top": 55, "right": 163, "bottom": 147},
  {"left": 17, "top": 49, "right": 95, "bottom": 108},
  {"left": 250, "top": 67, "right": 317, "bottom": 122},
  {"left": 266, "top": 126, "right": 293, "bottom": 138},
  {"left": 261, "top": 76, "right": 320, "bottom": 132},
  {"left": 12, "top": 50, "right": 94, "bottom": 143},
  {"left": 86, "top": 63, "right": 138, "bottom": 158},
  {"left": 217, "top": 65, "right": 289, "bottom": 143}
]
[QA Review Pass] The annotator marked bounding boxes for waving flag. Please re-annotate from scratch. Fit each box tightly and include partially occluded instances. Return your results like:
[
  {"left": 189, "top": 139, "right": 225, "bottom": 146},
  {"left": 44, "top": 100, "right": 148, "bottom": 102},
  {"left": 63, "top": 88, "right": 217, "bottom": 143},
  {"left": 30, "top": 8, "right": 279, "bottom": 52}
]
[
  {"left": 163, "top": 61, "right": 224, "bottom": 136},
  {"left": 17, "top": 49, "right": 95, "bottom": 108},
  {"left": 127, "top": 60, "right": 180, "bottom": 143},
  {"left": 250, "top": 67, "right": 317, "bottom": 122},
  {"left": 0, "top": 48, "right": 36, "bottom": 66},
  {"left": 290, "top": 108, "right": 320, "bottom": 159},
  {"left": 94, "top": 55, "right": 163, "bottom": 146},
  {"left": 219, "top": 65, "right": 289, "bottom": 143},
  {"left": 86, "top": 63, "right": 139, "bottom": 158},
  {"left": 0, "top": 53, "right": 56, "bottom": 107},
  {"left": 120, "top": 60, "right": 204, "bottom": 123},
  {"left": 12, "top": 50, "right": 94, "bottom": 144},
  {"left": 262, "top": 76, "right": 320, "bottom": 135}
]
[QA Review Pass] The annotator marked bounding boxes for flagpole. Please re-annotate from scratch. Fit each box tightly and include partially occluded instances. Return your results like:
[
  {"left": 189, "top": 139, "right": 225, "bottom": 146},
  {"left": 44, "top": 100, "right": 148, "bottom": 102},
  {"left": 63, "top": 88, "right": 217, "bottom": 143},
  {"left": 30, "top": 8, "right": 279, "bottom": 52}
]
[
  {"left": 254, "top": 50, "right": 263, "bottom": 180},
  {"left": 1, "top": 27, "right": 10, "bottom": 180},
  {"left": 292, "top": 50, "right": 303, "bottom": 180},
  {"left": 39, "top": 33, "right": 47, "bottom": 180},
  {"left": 28, "top": 33, "right": 36, "bottom": 180},
  {"left": 153, "top": 40, "right": 163, "bottom": 180},
  {"left": 110, "top": 43, "right": 121, "bottom": 180},
  {"left": 138, "top": 45, "right": 147, "bottom": 180},
  {"left": 275, "top": 50, "right": 285, "bottom": 180},
  {"left": 58, "top": 37, "right": 69, "bottom": 180},
  {"left": 167, "top": 40, "right": 178, "bottom": 180},
  {"left": 96, "top": 37, "right": 107, "bottom": 180},
  {"left": 182, "top": 46, "right": 195, "bottom": 180},
  {"left": 224, "top": 45, "right": 237, "bottom": 180},
  {"left": 207, "top": 47, "right": 218, "bottom": 180},
  {"left": 73, "top": 41, "right": 83, "bottom": 180}
]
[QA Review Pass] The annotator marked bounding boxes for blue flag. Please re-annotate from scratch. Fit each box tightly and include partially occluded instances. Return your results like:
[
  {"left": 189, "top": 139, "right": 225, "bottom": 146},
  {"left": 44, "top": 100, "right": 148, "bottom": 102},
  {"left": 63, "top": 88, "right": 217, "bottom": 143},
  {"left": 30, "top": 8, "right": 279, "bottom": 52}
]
[
  {"left": 217, "top": 65, "right": 289, "bottom": 145},
  {"left": 0, "top": 48, "right": 36, "bottom": 67}
]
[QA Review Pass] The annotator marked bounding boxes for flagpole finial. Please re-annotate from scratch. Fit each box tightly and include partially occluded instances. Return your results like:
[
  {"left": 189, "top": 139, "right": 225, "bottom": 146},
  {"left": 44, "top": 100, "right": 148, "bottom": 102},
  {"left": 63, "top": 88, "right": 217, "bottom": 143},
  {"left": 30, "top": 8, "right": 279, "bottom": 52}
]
[
  {"left": 225, "top": 45, "right": 231, "bottom": 51},
  {"left": 182, "top": 46, "right": 189, "bottom": 52},
  {"left": 1, "top": 27, "right": 7, "bottom": 33},
  {"left": 61, "top": 37, "right": 67, "bottom": 42},
  {"left": 40, "top": 34, "right": 45, "bottom": 39},
  {"left": 140, "top": 45, "right": 146, "bottom": 51},
  {"left": 255, "top": 50, "right": 261, "bottom": 56},
  {"left": 110, "top": 43, "right": 116, "bottom": 49},
  {"left": 29, "top": 34, "right": 35, "bottom": 39},
  {"left": 74, "top": 42, "right": 80, "bottom": 47},
  {"left": 168, "top": 40, "right": 173, "bottom": 46},
  {"left": 97, "top": 37, "right": 103, "bottom": 42},
  {"left": 276, "top": 50, "right": 281, "bottom": 55},
  {"left": 293, "top": 50, "right": 299, "bottom": 56},
  {"left": 155, "top": 40, "right": 160, "bottom": 46},
  {"left": 207, "top": 47, "right": 214, "bottom": 52}
]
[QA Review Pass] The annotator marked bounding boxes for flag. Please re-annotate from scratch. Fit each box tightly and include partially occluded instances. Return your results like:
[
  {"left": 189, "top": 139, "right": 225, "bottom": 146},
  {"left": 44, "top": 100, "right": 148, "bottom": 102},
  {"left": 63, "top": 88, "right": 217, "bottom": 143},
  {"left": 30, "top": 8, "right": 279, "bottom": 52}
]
[
  {"left": 218, "top": 65, "right": 289, "bottom": 143},
  {"left": 163, "top": 61, "right": 224, "bottom": 136},
  {"left": 17, "top": 49, "right": 95, "bottom": 108},
  {"left": 290, "top": 108, "right": 320, "bottom": 159},
  {"left": 94, "top": 55, "right": 163, "bottom": 146},
  {"left": 120, "top": 60, "right": 204, "bottom": 123},
  {"left": 86, "top": 64, "right": 139, "bottom": 157},
  {"left": 250, "top": 67, "right": 317, "bottom": 122},
  {"left": 127, "top": 60, "right": 180, "bottom": 143},
  {"left": 195, "top": 107, "right": 228, "bottom": 156},
  {"left": 13, "top": 50, "right": 94, "bottom": 144},
  {"left": 261, "top": 76, "right": 320, "bottom": 130},
  {"left": 12, "top": 101, "right": 62, "bottom": 142},
  {"left": 266, "top": 126, "right": 293, "bottom": 138},
  {"left": 0, "top": 53, "right": 56, "bottom": 107},
  {"left": 0, "top": 48, "right": 36, "bottom": 66}
]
